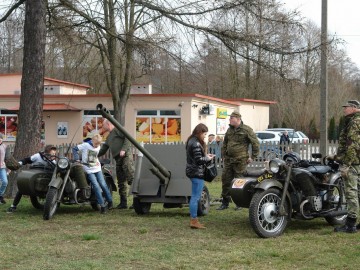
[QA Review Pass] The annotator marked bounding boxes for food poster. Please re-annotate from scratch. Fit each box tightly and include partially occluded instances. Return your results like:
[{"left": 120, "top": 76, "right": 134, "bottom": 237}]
[
  {"left": 0, "top": 116, "right": 18, "bottom": 141},
  {"left": 136, "top": 117, "right": 151, "bottom": 143},
  {"left": 136, "top": 117, "right": 181, "bottom": 143},
  {"left": 82, "top": 116, "right": 109, "bottom": 141},
  {"left": 166, "top": 118, "right": 181, "bottom": 142}
]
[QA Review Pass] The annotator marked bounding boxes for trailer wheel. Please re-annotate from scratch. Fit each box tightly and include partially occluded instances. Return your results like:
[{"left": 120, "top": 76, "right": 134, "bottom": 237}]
[
  {"left": 133, "top": 197, "right": 151, "bottom": 215},
  {"left": 197, "top": 185, "right": 210, "bottom": 216}
]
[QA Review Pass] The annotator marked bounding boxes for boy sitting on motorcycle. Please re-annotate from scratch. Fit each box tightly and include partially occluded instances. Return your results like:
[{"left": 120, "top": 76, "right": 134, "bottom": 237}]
[
  {"left": 72, "top": 134, "right": 113, "bottom": 214},
  {"left": 7, "top": 145, "right": 57, "bottom": 213}
]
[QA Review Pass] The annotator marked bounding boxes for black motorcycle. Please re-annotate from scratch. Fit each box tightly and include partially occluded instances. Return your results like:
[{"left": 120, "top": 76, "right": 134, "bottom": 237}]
[
  {"left": 43, "top": 157, "right": 116, "bottom": 220},
  {"left": 230, "top": 152, "right": 347, "bottom": 238}
]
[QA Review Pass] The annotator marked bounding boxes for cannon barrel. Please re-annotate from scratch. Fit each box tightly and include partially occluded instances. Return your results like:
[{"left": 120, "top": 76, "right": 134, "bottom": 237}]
[{"left": 96, "top": 104, "right": 171, "bottom": 181}]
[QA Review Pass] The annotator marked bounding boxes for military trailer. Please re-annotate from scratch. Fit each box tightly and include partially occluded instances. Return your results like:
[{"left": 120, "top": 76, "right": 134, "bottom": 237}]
[{"left": 97, "top": 104, "right": 210, "bottom": 215}]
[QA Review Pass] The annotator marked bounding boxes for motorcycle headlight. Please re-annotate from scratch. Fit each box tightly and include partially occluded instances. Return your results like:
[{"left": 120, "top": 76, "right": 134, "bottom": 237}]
[
  {"left": 57, "top": 158, "right": 70, "bottom": 169},
  {"left": 269, "top": 158, "right": 285, "bottom": 173}
]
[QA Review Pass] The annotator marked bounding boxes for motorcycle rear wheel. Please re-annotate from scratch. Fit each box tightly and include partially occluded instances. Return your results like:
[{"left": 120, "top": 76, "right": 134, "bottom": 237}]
[
  {"left": 90, "top": 178, "right": 114, "bottom": 211},
  {"left": 249, "top": 188, "right": 289, "bottom": 238},
  {"left": 43, "top": 187, "right": 59, "bottom": 220},
  {"left": 325, "top": 178, "right": 347, "bottom": 226}
]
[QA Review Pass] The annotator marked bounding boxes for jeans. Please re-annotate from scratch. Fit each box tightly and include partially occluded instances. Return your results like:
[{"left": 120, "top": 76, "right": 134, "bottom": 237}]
[
  {"left": 189, "top": 178, "right": 204, "bottom": 218},
  {"left": 0, "top": 168, "right": 8, "bottom": 196},
  {"left": 87, "top": 171, "right": 112, "bottom": 207}
]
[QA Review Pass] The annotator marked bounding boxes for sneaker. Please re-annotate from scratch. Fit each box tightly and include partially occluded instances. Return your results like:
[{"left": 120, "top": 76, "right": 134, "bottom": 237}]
[
  {"left": 0, "top": 196, "right": 6, "bottom": 204},
  {"left": 7, "top": 206, "right": 16, "bottom": 213}
]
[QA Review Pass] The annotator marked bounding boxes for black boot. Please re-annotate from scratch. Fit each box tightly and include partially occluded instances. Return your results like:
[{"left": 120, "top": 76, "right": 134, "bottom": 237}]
[
  {"left": 0, "top": 196, "right": 6, "bottom": 204},
  {"left": 116, "top": 195, "right": 128, "bottom": 209},
  {"left": 334, "top": 217, "right": 357, "bottom": 233},
  {"left": 216, "top": 197, "right": 229, "bottom": 210}
]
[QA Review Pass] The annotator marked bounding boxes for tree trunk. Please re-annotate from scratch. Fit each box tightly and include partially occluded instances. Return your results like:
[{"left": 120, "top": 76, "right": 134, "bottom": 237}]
[{"left": 6, "top": 0, "right": 46, "bottom": 197}]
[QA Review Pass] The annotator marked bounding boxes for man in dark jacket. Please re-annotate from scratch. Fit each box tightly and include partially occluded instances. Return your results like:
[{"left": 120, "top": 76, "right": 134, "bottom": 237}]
[
  {"left": 217, "top": 111, "right": 259, "bottom": 210},
  {"left": 98, "top": 119, "right": 134, "bottom": 209}
]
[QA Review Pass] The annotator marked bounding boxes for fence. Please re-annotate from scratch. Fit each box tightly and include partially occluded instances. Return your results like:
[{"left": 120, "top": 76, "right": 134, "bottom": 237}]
[{"left": 7, "top": 140, "right": 339, "bottom": 172}]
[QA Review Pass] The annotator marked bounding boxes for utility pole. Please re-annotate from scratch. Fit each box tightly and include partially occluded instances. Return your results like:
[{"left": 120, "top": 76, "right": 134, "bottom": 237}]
[{"left": 320, "top": 0, "right": 328, "bottom": 156}]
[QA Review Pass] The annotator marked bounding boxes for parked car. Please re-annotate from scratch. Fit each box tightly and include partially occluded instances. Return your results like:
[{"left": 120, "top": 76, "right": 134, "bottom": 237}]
[
  {"left": 265, "top": 128, "right": 309, "bottom": 143},
  {"left": 255, "top": 131, "right": 282, "bottom": 160}
]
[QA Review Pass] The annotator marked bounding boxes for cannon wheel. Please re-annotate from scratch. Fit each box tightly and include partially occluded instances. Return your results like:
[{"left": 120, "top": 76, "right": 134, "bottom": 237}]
[
  {"left": 133, "top": 197, "right": 151, "bottom": 215},
  {"left": 30, "top": 196, "right": 45, "bottom": 210},
  {"left": 325, "top": 177, "right": 347, "bottom": 225},
  {"left": 197, "top": 185, "right": 210, "bottom": 216},
  {"left": 249, "top": 188, "right": 289, "bottom": 238},
  {"left": 90, "top": 178, "right": 114, "bottom": 211},
  {"left": 43, "top": 187, "right": 60, "bottom": 220}
]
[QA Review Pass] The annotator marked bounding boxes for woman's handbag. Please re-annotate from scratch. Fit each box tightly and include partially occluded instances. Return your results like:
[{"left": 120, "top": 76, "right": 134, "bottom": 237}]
[{"left": 204, "top": 160, "right": 217, "bottom": 182}]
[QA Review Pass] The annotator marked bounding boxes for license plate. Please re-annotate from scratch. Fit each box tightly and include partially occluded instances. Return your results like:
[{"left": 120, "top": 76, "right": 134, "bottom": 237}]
[{"left": 257, "top": 173, "right": 273, "bottom": 182}]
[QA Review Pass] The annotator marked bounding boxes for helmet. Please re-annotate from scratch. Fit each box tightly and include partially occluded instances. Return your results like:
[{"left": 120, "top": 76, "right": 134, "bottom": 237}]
[{"left": 283, "top": 152, "right": 301, "bottom": 165}]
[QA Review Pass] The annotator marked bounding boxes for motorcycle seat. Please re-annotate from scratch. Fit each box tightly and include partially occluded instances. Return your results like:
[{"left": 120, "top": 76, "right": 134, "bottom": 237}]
[{"left": 304, "top": 165, "right": 331, "bottom": 174}]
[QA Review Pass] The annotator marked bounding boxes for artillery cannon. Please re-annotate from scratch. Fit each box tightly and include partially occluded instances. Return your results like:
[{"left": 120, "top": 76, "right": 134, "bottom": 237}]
[{"left": 97, "top": 104, "right": 210, "bottom": 215}]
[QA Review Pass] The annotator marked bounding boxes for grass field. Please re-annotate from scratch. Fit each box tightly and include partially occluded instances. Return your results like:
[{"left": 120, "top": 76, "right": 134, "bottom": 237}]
[{"left": 0, "top": 179, "right": 359, "bottom": 270}]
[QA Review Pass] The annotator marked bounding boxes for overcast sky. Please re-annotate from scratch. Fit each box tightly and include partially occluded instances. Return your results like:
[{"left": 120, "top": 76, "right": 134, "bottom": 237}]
[{"left": 282, "top": 0, "right": 360, "bottom": 68}]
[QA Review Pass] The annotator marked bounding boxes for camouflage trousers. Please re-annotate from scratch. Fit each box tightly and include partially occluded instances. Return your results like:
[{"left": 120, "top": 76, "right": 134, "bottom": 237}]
[
  {"left": 341, "top": 164, "right": 360, "bottom": 219},
  {"left": 115, "top": 154, "right": 135, "bottom": 197},
  {"left": 221, "top": 159, "right": 247, "bottom": 199}
]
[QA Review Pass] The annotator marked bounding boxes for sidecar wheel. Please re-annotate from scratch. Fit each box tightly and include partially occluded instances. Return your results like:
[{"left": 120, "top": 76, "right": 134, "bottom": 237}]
[
  {"left": 197, "top": 185, "right": 210, "bottom": 216},
  {"left": 249, "top": 188, "right": 289, "bottom": 238},
  {"left": 133, "top": 197, "right": 151, "bottom": 215},
  {"left": 30, "top": 196, "right": 45, "bottom": 210},
  {"left": 43, "top": 187, "right": 59, "bottom": 220},
  {"left": 325, "top": 178, "right": 347, "bottom": 225}
]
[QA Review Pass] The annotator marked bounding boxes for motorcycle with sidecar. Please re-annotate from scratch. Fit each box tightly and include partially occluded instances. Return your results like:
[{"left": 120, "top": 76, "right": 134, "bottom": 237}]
[
  {"left": 230, "top": 152, "right": 347, "bottom": 238},
  {"left": 16, "top": 154, "right": 116, "bottom": 218},
  {"left": 43, "top": 157, "right": 116, "bottom": 220}
]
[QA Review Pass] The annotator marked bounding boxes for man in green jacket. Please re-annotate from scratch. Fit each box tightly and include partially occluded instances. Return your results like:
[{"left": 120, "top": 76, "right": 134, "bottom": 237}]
[
  {"left": 217, "top": 111, "right": 259, "bottom": 210},
  {"left": 331, "top": 100, "right": 360, "bottom": 232},
  {"left": 98, "top": 119, "right": 134, "bottom": 209}
]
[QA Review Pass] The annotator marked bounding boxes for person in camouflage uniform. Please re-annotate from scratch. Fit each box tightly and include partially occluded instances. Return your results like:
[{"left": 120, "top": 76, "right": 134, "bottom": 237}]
[
  {"left": 98, "top": 119, "right": 134, "bottom": 209},
  {"left": 217, "top": 111, "right": 260, "bottom": 210},
  {"left": 331, "top": 100, "right": 360, "bottom": 233}
]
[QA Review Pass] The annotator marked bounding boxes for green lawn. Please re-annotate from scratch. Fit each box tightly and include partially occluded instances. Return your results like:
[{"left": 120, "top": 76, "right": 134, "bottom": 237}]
[{"left": 0, "top": 180, "right": 359, "bottom": 270}]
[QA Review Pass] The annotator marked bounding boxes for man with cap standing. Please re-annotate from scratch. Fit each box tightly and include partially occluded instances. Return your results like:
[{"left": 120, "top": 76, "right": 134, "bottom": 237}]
[
  {"left": 217, "top": 111, "right": 259, "bottom": 210},
  {"left": 330, "top": 100, "right": 360, "bottom": 232}
]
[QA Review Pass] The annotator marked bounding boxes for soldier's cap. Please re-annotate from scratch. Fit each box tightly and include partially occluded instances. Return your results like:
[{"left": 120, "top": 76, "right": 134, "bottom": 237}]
[
  {"left": 342, "top": 100, "right": 360, "bottom": 108},
  {"left": 229, "top": 111, "right": 241, "bottom": 118}
]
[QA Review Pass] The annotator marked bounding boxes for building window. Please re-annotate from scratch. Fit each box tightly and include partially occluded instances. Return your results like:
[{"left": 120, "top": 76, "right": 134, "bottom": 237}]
[
  {"left": 136, "top": 110, "right": 181, "bottom": 143},
  {"left": 0, "top": 115, "right": 18, "bottom": 141}
]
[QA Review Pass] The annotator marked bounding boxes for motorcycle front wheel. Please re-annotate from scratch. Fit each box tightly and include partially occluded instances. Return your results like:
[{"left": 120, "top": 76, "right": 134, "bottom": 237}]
[
  {"left": 249, "top": 188, "right": 289, "bottom": 238},
  {"left": 43, "top": 187, "right": 60, "bottom": 220}
]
